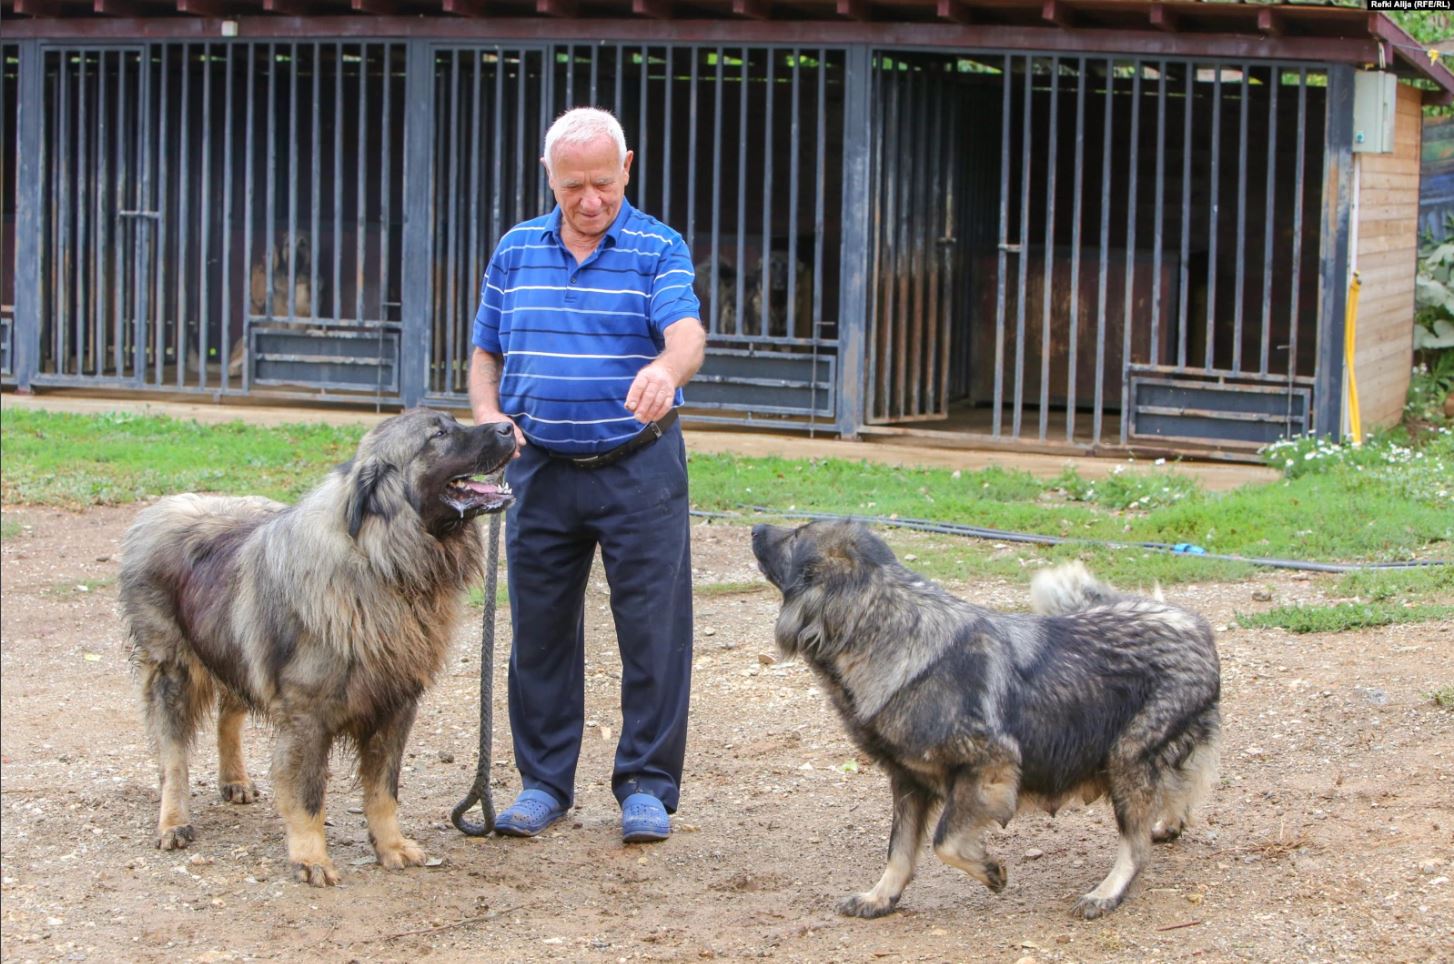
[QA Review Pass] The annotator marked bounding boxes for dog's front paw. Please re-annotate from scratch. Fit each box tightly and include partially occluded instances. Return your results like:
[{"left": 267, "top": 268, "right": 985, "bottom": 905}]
[
  {"left": 980, "top": 859, "right": 1007, "bottom": 893},
  {"left": 374, "top": 838, "right": 428, "bottom": 870},
  {"left": 292, "top": 859, "right": 340, "bottom": 887},
  {"left": 219, "top": 781, "right": 259, "bottom": 804},
  {"left": 836, "top": 892, "right": 899, "bottom": 919},
  {"left": 1073, "top": 893, "right": 1124, "bottom": 920},
  {"left": 156, "top": 824, "right": 195, "bottom": 850}
]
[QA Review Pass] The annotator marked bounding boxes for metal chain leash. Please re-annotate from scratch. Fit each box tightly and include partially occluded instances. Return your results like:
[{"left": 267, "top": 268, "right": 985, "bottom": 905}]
[{"left": 451, "top": 511, "right": 502, "bottom": 836}]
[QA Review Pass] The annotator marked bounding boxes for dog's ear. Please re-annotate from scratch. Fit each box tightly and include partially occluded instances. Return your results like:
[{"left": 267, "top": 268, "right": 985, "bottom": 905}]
[{"left": 347, "top": 457, "right": 393, "bottom": 540}]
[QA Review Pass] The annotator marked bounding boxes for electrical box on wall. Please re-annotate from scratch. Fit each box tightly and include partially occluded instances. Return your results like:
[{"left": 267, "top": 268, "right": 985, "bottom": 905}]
[{"left": 1352, "top": 71, "right": 1397, "bottom": 154}]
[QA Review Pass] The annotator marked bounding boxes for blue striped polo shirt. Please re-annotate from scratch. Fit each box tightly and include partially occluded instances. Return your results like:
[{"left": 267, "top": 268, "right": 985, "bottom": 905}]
[{"left": 471, "top": 198, "right": 701, "bottom": 455}]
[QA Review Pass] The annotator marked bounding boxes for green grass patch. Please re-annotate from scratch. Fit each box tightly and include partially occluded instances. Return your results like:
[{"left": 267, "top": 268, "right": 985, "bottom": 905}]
[
  {"left": 1, "top": 409, "right": 363, "bottom": 508},
  {"left": 1428, "top": 687, "right": 1454, "bottom": 710},
  {"left": 1335, "top": 566, "right": 1454, "bottom": 602},
  {"left": 0, "top": 516, "right": 22, "bottom": 542},
  {"left": 48, "top": 576, "right": 115, "bottom": 597},
  {"left": 1236, "top": 602, "right": 1454, "bottom": 634},
  {"left": 466, "top": 581, "right": 511, "bottom": 609}
]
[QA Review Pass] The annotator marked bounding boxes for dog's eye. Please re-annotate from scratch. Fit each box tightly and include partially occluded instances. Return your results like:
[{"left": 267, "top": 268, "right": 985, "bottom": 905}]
[{"left": 431, "top": 428, "right": 449, "bottom": 440}]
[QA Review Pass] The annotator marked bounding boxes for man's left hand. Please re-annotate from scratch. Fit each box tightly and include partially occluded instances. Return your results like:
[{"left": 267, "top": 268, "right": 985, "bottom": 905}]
[{"left": 625, "top": 361, "right": 677, "bottom": 424}]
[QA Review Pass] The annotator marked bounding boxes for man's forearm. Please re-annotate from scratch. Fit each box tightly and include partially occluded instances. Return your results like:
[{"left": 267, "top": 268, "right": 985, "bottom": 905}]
[
  {"left": 467, "top": 348, "right": 506, "bottom": 422},
  {"left": 658, "top": 318, "right": 707, "bottom": 387}
]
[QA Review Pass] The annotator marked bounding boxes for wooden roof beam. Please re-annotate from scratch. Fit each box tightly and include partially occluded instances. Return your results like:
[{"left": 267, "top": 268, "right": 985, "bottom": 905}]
[
  {"left": 14, "top": 0, "right": 64, "bottom": 13},
  {"left": 1148, "top": 3, "right": 1177, "bottom": 33},
  {"left": 441, "top": 0, "right": 487, "bottom": 15},
  {"left": 351, "top": 0, "right": 400, "bottom": 12},
  {"left": 537, "top": 0, "right": 576, "bottom": 15},
  {"left": 176, "top": 0, "right": 228, "bottom": 15},
  {"left": 94, "top": 0, "right": 143, "bottom": 14},
  {"left": 631, "top": 0, "right": 672, "bottom": 18},
  {"left": 1257, "top": 9, "right": 1282, "bottom": 38},
  {"left": 1041, "top": 0, "right": 1074, "bottom": 29},
  {"left": 936, "top": 0, "right": 974, "bottom": 25},
  {"left": 837, "top": 0, "right": 869, "bottom": 20},
  {"left": 731, "top": 0, "right": 769, "bottom": 20},
  {"left": 262, "top": 0, "right": 312, "bottom": 13}
]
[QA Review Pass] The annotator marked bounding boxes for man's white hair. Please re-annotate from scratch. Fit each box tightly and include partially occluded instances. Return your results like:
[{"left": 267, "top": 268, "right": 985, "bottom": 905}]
[{"left": 541, "top": 107, "right": 629, "bottom": 173}]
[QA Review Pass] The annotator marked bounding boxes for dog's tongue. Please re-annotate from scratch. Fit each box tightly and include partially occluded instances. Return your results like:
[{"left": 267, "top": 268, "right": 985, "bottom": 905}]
[{"left": 455, "top": 479, "right": 501, "bottom": 496}]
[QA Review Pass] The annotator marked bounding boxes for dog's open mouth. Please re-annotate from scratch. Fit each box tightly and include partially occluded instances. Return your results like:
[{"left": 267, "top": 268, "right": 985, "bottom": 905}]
[{"left": 442, "top": 469, "right": 514, "bottom": 516}]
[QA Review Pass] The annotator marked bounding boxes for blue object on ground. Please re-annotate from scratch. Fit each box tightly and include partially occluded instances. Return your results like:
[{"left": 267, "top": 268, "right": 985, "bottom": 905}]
[
  {"left": 621, "top": 792, "right": 671, "bottom": 843},
  {"left": 494, "top": 788, "right": 567, "bottom": 837}
]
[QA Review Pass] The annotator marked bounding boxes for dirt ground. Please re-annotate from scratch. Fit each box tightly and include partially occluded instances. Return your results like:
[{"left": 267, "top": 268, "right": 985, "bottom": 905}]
[{"left": 2, "top": 503, "right": 1452, "bottom": 964}]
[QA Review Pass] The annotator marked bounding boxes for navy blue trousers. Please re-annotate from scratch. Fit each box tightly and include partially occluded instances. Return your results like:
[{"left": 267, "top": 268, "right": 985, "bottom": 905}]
[{"left": 502, "top": 422, "right": 693, "bottom": 812}]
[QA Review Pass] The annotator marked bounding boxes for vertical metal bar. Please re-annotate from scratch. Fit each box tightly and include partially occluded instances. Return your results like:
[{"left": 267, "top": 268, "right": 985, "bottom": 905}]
[
  {"left": 1289, "top": 69, "right": 1308, "bottom": 381},
  {"left": 709, "top": 47, "right": 723, "bottom": 333},
  {"left": 564, "top": 43, "right": 574, "bottom": 111},
  {"left": 153, "top": 44, "right": 169, "bottom": 385},
  {"left": 1178, "top": 65, "right": 1193, "bottom": 369},
  {"left": 264, "top": 42, "right": 278, "bottom": 328},
  {"left": 76, "top": 51, "right": 89, "bottom": 374},
  {"left": 1093, "top": 59, "right": 1113, "bottom": 443},
  {"left": 925, "top": 67, "right": 944, "bottom": 414},
  {"left": 866, "top": 56, "right": 883, "bottom": 419},
  {"left": 1260, "top": 67, "right": 1279, "bottom": 376},
  {"left": 759, "top": 49, "right": 774, "bottom": 338},
  {"left": 333, "top": 42, "right": 343, "bottom": 320},
  {"left": 638, "top": 45, "right": 649, "bottom": 213},
  {"left": 885, "top": 62, "right": 902, "bottom": 418},
  {"left": 1067, "top": 56, "right": 1086, "bottom": 441},
  {"left": 787, "top": 48, "right": 801, "bottom": 339},
  {"left": 136, "top": 45, "right": 154, "bottom": 382},
  {"left": 1232, "top": 68, "right": 1249, "bottom": 375},
  {"left": 492, "top": 48, "right": 504, "bottom": 245},
  {"left": 734, "top": 48, "right": 748, "bottom": 339},
  {"left": 612, "top": 44, "right": 621, "bottom": 114},
  {"left": 589, "top": 42, "right": 598, "bottom": 106},
  {"left": 909, "top": 67, "right": 927, "bottom": 416},
  {"left": 399, "top": 39, "right": 435, "bottom": 407},
  {"left": 836, "top": 43, "right": 872, "bottom": 438},
  {"left": 662, "top": 46, "right": 673, "bottom": 224},
  {"left": 356, "top": 43, "right": 369, "bottom": 324},
  {"left": 515, "top": 46, "right": 526, "bottom": 224},
  {"left": 240, "top": 44, "right": 256, "bottom": 387},
  {"left": 57, "top": 52, "right": 71, "bottom": 375},
  {"left": 1039, "top": 58, "right": 1059, "bottom": 440},
  {"left": 221, "top": 43, "right": 234, "bottom": 389},
  {"left": 446, "top": 49, "right": 461, "bottom": 392},
  {"left": 381, "top": 44, "right": 394, "bottom": 322},
  {"left": 468, "top": 49, "right": 482, "bottom": 381},
  {"left": 1205, "top": 68, "right": 1221, "bottom": 371},
  {"left": 687, "top": 49, "right": 699, "bottom": 281},
  {"left": 198, "top": 44, "right": 213, "bottom": 387},
  {"left": 286, "top": 41, "right": 298, "bottom": 326},
  {"left": 96, "top": 50, "right": 110, "bottom": 376},
  {"left": 179, "top": 43, "right": 193, "bottom": 385},
  {"left": 812, "top": 48, "right": 826, "bottom": 331},
  {"left": 1151, "top": 60, "right": 1166, "bottom": 376},
  {"left": 992, "top": 54, "right": 1011, "bottom": 437},
  {"left": 1120, "top": 63, "right": 1142, "bottom": 445},
  {"left": 13, "top": 41, "right": 44, "bottom": 391},
  {"left": 1012, "top": 57, "right": 1032, "bottom": 438},
  {"left": 1314, "top": 65, "right": 1352, "bottom": 437},
  {"left": 310, "top": 43, "right": 321, "bottom": 321}
]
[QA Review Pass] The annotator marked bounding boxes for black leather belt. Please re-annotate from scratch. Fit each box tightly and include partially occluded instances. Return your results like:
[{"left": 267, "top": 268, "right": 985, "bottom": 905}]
[{"left": 546, "top": 408, "right": 678, "bottom": 470}]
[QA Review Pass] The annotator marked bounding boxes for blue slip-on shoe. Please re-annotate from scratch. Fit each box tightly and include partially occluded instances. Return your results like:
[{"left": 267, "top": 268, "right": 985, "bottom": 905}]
[
  {"left": 494, "top": 788, "right": 567, "bottom": 838},
  {"left": 621, "top": 792, "right": 671, "bottom": 843}
]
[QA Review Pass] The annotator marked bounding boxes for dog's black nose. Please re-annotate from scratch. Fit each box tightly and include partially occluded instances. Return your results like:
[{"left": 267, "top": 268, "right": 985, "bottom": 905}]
[{"left": 494, "top": 422, "right": 515, "bottom": 438}]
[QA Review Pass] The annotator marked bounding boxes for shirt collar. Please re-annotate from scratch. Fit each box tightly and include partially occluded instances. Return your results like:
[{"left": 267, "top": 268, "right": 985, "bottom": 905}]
[{"left": 540, "top": 197, "right": 634, "bottom": 249}]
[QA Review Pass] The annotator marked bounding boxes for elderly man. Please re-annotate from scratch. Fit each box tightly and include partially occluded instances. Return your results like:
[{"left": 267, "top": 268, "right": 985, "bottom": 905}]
[{"left": 468, "top": 108, "right": 706, "bottom": 843}]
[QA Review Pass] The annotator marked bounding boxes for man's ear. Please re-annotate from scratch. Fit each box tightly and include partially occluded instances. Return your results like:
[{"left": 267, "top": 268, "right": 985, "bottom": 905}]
[{"left": 346, "top": 457, "right": 392, "bottom": 540}]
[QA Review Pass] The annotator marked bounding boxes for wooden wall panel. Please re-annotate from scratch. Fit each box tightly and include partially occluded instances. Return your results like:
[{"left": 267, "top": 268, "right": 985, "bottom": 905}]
[{"left": 1353, "top": 81, "right": 1423, "bottom": 430}]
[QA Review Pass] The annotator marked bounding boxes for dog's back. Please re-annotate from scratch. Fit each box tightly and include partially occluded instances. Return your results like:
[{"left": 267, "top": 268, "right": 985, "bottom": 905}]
[{"left": 1030, "top": 561, "right": 1163, "bottom": 615}]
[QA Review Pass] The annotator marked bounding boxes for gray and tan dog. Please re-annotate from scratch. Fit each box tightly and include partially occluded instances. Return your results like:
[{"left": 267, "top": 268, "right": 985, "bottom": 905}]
[
  {"left": 751, "top": 521, "right": 1221, "bottom": 919},
  {"left": 119, "top": 409, "right": 516, "bottom": 886}
]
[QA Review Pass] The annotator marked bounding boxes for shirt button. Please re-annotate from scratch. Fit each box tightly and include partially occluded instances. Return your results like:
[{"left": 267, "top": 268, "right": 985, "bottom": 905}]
[{"left": 570, "top": 276, "right": 577, "bottom": 285}]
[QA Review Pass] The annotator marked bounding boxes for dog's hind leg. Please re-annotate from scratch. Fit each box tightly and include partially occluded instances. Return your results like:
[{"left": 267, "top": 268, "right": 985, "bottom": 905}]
[
  {"left": 271, "top": 716, "right": 338, "bottom": 886},
  {"left": 359, "top": 704, "right": 428, "bottom": 871},
  {"left": 838, "top": 772, "right": 934, "bottom": 918},
  {"left": 1152, "top": 724, "right": 1220, "bottom": 843},
  {"left": 217, "top": 691, "right": 259, "bottom": 804},
  {"left": 142, "top": 657, "right": 214, "bottom": 850},
  {"left": 1075, "top": 761, "right": 1156, "bottom": 919},
  {"left": 932, "top": 760, "right": 1019, "bottom": 894}
]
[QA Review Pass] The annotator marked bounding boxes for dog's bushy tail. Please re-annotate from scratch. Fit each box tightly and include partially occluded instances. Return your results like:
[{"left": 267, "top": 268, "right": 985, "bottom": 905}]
[{"left": 1030, "top": 561, "right": 1164, "bottom": 615}]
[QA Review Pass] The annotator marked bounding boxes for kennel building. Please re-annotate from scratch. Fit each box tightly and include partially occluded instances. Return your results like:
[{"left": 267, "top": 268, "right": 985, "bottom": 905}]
[{"left": 2, "top": 2, "right": 1451, "bottom": 457}]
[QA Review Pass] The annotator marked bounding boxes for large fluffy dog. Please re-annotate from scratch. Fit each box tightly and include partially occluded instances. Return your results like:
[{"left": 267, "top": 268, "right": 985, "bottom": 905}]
[
  {"left": 119, "top": 409, "right": 516, "bottom": 885},
  {"left": 751, "top": 520, "right": 1220, "bottom": 919}
]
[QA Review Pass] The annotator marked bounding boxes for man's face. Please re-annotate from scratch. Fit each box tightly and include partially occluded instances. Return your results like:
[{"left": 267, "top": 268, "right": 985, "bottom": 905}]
[{"left": 545, "top": 135, "right": 633, "bottom": 244}]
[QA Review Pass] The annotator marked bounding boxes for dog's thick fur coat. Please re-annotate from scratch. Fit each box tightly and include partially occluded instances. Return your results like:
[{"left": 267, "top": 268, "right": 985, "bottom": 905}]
[
  {"left": 119, "top": 409, "right": 516, "bottom": 885},
  {"left": 751, "top": 521, "right": 1221, "bottom": 919}
]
